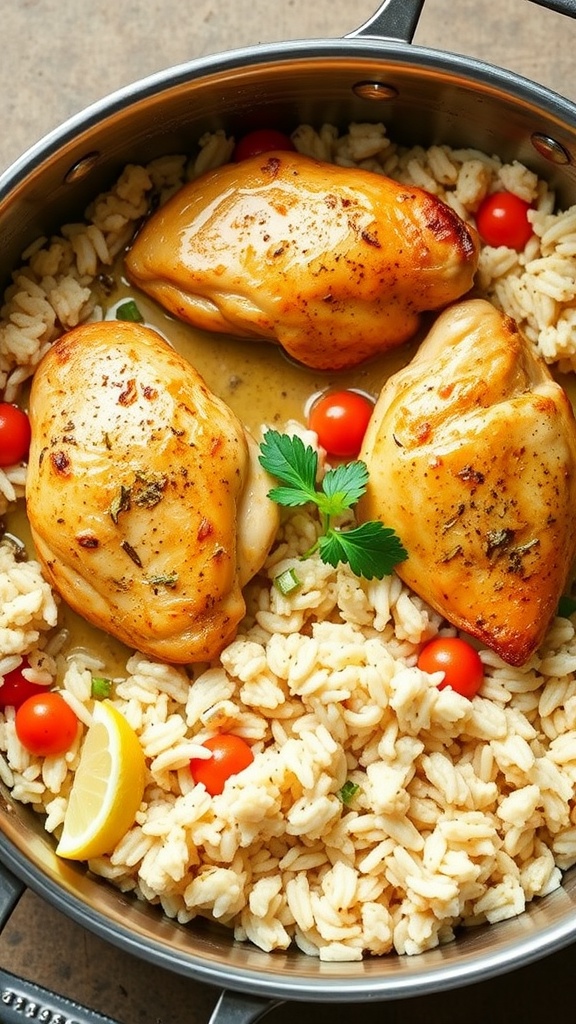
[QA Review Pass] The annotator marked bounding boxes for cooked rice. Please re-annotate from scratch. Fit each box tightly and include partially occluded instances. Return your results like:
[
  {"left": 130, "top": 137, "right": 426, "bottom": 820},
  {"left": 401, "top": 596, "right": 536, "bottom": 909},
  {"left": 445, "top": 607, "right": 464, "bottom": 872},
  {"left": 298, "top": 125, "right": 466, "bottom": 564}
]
[{"left": 2, "top": 122, "right": 576, "bottom": 961}]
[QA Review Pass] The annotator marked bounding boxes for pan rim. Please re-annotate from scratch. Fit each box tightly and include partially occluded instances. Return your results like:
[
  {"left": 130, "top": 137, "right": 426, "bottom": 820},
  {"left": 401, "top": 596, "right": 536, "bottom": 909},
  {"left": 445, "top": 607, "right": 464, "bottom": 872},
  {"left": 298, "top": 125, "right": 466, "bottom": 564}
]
[{"left": 2, "top": 34, "right": 576, "bottom": 201}]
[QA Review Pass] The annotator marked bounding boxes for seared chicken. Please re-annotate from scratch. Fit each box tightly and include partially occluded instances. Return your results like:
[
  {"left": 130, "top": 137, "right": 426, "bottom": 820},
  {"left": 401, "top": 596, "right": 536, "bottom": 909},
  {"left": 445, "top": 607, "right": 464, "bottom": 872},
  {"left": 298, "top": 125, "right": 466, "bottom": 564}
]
[
  {"left": 26, "top": 321, "right": 279, "bottom": 664},
  {"left": 358, "top": 299, "right": 576, "bottom": 666},
  {"left": 125, "top": 152, "right": 479, "bottom": 371}
]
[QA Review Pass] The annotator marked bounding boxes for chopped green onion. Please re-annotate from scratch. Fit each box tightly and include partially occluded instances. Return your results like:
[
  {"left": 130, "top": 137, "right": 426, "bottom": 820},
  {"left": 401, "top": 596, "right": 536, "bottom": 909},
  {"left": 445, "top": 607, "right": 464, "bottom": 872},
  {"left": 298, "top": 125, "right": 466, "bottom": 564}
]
[
  {"left": 338, "top": 780, "right": 360, "bottom": 806},
  {"left": 274, "top": 567, "right": 302, "bottom": 596},
  {"left": 91, "top": 676, "right": 113, "bottom": 699},
  {"left": 116, "top": 299, "right": 144, "bottom": 323}
]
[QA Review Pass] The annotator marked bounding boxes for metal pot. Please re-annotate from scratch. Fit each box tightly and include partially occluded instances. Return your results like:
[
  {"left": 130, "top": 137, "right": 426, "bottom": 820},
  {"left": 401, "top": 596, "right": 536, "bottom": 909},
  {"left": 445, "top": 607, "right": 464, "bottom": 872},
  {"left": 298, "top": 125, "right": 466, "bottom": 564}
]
[{"left": 2, "top": 1, "right": 576, "bottom": 1021}]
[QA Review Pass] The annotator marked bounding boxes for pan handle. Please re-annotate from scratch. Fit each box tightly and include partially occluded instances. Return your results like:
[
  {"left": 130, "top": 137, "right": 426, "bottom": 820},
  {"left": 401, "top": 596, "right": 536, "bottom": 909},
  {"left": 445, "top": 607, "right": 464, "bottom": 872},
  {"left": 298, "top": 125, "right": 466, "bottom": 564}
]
[
  {"left": 208, "top": 991, "right": 283, "bottom": 1024},
  {"left": 0, "top": 857, "right": 25, "bottom": 931},
  {"left": 347, "top": 0, "right": 425, "bottom": 42},
  {"left": 529, "top": 1, "right": 576, "bottom": 16},
  {"left": 349, "top": 0, "right": 576, "bottom": 43},
  {"left": 0, "top": 860, "right": 281, "bottom": 1024},
  {"left": 0, "top": 860, "right": 122, "bottom": 1024},
  {"left": 0, "top": 965, "right": 123, "bottom": 1024}
]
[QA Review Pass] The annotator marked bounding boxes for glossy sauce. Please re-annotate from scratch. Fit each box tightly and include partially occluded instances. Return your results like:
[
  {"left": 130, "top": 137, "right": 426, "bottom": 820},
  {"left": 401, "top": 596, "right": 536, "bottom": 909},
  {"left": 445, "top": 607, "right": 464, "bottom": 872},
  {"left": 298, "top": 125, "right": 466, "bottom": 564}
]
[
  {"left": 111, "top": 284, "right": 423, "bottom": 431},
  {"left": 5, "top": 263, "right": 422, "bottom": 679},
  {"left": 7, "top": 263, "right": 576, "bottom": 678}
]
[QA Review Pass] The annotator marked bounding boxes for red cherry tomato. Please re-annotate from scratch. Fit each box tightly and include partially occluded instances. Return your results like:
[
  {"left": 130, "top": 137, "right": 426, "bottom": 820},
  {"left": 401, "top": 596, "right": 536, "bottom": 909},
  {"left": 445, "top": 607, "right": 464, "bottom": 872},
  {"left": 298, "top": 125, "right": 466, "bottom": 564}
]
[
  {"left": 0, "top": 402, "right": 31, "bottom": 467},
  {"left": 189, "top": 734, "right": 254, "bottom": 796},
  {"left": 15, "top": 692, "right": 79, "bottom": 756},
  {"left": 475, "top": 191, "right": 533, "bottom": 250},
  {"left": 0, "top": 660, "right": 50, "bottom": 709},
  {"left": 233, "top": 129, "right": 295, "bottom": 162},
  {"left": 417, "top": 637, "right": 484, "bottom": 700},
  {"left": 308, "top": 389, "right": 374, "bottom": 458}
]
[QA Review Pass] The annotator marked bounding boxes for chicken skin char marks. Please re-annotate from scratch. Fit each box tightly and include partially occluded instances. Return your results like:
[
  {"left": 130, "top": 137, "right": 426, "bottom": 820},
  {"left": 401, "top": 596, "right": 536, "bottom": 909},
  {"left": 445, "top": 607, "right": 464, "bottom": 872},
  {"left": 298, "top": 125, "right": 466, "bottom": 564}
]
[
  {"left": 125, "top": 151, "right": 480, "bottom": 371},
  {"left": 25, "top": 321, "right": 279, "bottom": 664},
  {"left": 358, "top": 298, "right": 576, "bottom": 667}
]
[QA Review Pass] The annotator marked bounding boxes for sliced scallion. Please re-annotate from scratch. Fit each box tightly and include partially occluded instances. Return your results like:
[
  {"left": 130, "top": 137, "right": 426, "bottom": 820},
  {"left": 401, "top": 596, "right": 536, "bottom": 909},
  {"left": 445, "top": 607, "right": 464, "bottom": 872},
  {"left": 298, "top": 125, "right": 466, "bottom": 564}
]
[
  {"left": 338, "top": 780, "right": 360, "bottom": 806},
  {"left": 91, "top": 676, "right": 113, "bottom": 699},
  {"left": 116, "top": 299, "right": 144, "bottom": 323},
  {"left": 274, "top": 567, "right": 302, "bottom": 596}
]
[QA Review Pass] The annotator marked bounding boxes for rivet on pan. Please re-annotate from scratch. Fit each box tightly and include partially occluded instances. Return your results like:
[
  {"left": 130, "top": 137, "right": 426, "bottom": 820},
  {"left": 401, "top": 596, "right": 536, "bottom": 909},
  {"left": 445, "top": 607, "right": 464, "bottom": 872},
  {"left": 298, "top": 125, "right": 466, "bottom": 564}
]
[
  {"left": 530, "top": 133, "right": 571, "bottom": 165},
  {"left": 352, "top": 81, "right": 399, "bottom": 101},
  {"left": 64, "top": 151, "right": 101, "bottom": 184}
]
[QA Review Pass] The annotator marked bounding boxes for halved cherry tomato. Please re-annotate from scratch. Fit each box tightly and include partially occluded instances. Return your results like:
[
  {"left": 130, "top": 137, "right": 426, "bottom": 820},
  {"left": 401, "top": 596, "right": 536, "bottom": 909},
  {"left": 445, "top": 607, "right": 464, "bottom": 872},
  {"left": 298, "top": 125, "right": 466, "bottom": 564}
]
[
  {"left": 308, "top": 389, "right": 374, "bottom": 458},
  {"left": 0, "top": 659, "right": 50, "bottom": 709},
  {"left": 475, "top": 191, "right": 533, "bottom": 250},
  {"left": 15, "top": 692, "right": 78, "bottom": 756},
  {"left": 189, "top": 734, "right": 254, "bottom": 796},
  {"left": 233, "top": 129, "right": 295, "bottom": 162},
  {"left": 417, "top": 636, "right": 484, "bottom": 700},
  {"left": 0, "top": 402, "right": 31, "bottom": 467}
]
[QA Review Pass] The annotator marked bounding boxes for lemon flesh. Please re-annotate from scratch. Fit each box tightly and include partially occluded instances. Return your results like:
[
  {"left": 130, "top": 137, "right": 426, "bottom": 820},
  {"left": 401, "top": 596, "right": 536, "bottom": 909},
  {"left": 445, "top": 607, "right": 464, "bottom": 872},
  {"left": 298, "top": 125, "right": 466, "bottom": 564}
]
[{"left": 56, "top": 699, "right": 146, "bottom": 860}]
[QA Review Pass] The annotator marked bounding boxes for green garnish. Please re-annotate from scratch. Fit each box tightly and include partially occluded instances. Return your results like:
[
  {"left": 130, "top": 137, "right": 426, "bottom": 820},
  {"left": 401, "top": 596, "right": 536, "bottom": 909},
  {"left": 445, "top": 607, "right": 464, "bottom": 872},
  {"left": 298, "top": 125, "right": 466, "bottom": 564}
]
[
  {"left": 109, "top": 484, "right": 131, "bottom": 524},
  {"left": 116, "top": 299, "right": 144, "bottom": 323},
  {"left": 338, "top": 780, "right": 360, "bottom": 805},
  {"left": 132, "top": 472, "right": 167, "bottom": 509},
  {"left": 259, "top": 430, "right": 407, "bottom": 580},
  {"left": 144, "top": 572, "right": 179, "bottom": 588},
  {"left": 91, "top": 676, "right": 113, "bottom": 699},
  {"left": 274, "top": 567, "right": 302, "bottom": 596}
]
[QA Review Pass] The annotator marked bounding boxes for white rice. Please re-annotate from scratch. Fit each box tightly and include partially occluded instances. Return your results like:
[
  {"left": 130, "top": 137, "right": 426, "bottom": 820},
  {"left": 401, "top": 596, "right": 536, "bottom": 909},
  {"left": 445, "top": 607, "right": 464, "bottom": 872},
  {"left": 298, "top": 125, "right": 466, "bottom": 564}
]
[{"left": 1, "top": 122, "right": 576, "bottom": 961}]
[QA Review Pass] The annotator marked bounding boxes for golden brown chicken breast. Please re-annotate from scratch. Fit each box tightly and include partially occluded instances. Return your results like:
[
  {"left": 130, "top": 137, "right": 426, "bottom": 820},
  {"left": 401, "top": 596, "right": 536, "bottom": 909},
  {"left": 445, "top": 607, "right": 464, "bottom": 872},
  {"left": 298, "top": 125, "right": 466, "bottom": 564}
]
[
  {"left": 125, "top": 151, "right": 479, "bottom": 371},
  {"left": 357, "top": 299, "right": 576, "bottom": 666},
  {"left": 25, "top": 321, "right": 279, "bottom": 664}
]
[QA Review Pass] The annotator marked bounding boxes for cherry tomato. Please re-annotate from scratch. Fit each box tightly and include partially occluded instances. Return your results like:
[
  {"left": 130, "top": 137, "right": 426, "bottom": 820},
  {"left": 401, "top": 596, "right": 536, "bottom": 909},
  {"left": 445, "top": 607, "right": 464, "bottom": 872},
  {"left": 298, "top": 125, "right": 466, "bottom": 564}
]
[
  {"left": 189, "top": 734, "right": 254, "bottom": 796},
  {"left": 15, "top": 692, "right": 79, "bottom": 756},
  {"left": 0, "top": 659, "right": 50, "bottom": 709},
  {"left": 308, "top": 389, "right": 374, "bottom": 458},
  {"left": 417, "top": 636, "right": 484, "bottom": 700},
  {"left": 233, "top": 129, "right": 295, "bottom": 162},
  {"left": 0, "top": 402, "right": 31, "bottom": 467},
  {"left": 475, "top": 191, "right": 533, "bottom": 250}
]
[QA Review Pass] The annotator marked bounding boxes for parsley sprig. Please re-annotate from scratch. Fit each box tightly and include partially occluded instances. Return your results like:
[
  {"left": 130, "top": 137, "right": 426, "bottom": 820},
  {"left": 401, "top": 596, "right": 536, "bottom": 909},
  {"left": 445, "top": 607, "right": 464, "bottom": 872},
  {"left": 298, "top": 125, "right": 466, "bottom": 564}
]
[{"left": 259, "top": 430, "right": 407, "bottom": 580}]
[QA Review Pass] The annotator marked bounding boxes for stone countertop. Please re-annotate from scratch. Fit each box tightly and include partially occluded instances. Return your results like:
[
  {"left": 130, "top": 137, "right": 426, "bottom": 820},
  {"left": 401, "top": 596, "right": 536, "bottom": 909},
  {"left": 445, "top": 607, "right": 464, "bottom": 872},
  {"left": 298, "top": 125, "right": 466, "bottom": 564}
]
[{"left": 2, "top": 2, "right": 576, "bottom": 1023}]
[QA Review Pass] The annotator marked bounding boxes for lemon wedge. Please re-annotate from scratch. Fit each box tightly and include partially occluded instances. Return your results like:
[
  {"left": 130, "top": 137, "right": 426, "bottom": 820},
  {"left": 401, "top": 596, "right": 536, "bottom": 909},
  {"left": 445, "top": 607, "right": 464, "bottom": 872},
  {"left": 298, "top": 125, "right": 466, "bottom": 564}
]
[{"left": 56, "top": 699, "right": 146, "bottom": 860}]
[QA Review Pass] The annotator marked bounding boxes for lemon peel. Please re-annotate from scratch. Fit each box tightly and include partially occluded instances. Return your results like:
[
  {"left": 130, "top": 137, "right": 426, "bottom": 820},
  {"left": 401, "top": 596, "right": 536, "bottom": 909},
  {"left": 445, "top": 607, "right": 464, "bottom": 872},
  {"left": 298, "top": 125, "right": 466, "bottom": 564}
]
[{"left": 56, "top": 699, "right": 146, "bottom": 860}]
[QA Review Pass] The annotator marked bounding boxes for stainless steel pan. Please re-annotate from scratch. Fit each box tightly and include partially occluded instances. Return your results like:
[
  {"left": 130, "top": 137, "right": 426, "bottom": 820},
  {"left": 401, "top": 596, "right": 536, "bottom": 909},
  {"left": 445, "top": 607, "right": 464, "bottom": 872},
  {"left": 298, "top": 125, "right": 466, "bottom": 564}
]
[{"left": 2, "top": 2, "right": 576, "bottom": 1022}]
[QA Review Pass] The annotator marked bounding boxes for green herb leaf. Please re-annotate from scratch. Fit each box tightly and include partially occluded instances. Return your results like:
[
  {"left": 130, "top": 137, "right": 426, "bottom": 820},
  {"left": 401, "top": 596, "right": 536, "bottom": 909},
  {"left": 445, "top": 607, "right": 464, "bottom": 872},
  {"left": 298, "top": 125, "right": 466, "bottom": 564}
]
[
  {"left": 109, "top": 484, "right": 131, "bottom": 524},
  {"left": 259, "top": 429, "right": 407, "bottom": 580},
  {"left": 144, "top": 572, "right": 179, "bottom": 588},
  {"left": 319, "top": 522, "right": 407, "bottom": 580},
  {"left": 317, "top": 461, "right": 369, "bottom": 517},
  {"left": 116, "top": 299, "right": 144, "bottom": 323},
  {"left": 91, "top": 676, "right": 113, "bottom": 699},
  {"left": 267, "top": 484, "right": 317, "bottom": 508},
  {"left": 259, "top": 430, "right": 318, "bottom": 499},
  {"left": 132, "top": 471, "right": 168, "bottom": 509}
]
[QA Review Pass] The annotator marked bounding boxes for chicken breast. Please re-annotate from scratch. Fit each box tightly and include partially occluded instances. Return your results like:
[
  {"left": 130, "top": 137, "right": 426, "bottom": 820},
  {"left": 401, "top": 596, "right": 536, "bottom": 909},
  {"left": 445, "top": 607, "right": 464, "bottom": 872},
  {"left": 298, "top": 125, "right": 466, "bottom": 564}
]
[
  {"left": 357, "top": 298, "right": 576, "bottom": 666},
  {"left": 25, "top": 321, "right": 279, "bottom": 663},
  {"left": 125, "top": 151, "right": 479, "bottom": 371}
]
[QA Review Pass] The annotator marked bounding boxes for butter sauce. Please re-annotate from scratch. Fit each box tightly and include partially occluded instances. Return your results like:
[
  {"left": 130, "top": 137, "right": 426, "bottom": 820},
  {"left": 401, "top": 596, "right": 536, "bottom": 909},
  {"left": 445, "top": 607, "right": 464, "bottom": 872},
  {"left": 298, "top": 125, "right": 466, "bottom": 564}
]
[
  {"left": 4, "top": 262, "right": 421, "bottom": 679},
  {"left": 7, "top": 256, "right": 574, "bottom": 679}
]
